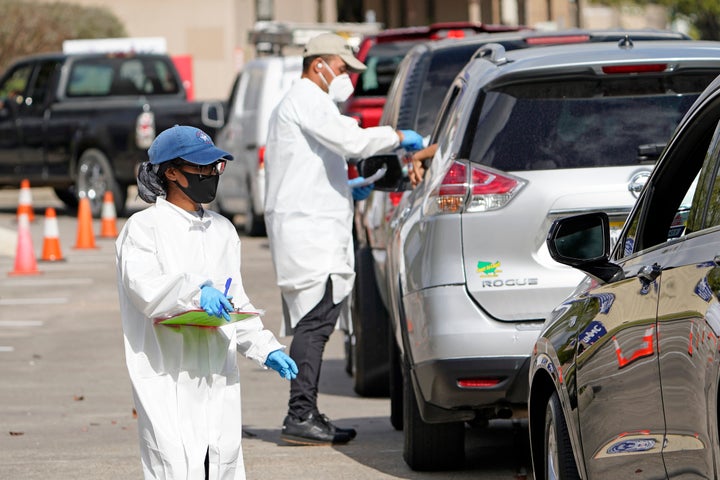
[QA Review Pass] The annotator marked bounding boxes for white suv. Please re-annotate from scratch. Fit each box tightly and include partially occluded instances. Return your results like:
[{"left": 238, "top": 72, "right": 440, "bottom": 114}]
[{"left": 374, "top": 39, "right": 720, "bottom": 471}]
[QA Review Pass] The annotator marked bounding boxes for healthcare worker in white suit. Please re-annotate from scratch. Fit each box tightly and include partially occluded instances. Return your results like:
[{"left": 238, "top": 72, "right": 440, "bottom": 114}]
[
  {"left": 116, "top": 125, "right": 298, "bottom": 480},
  {"left": 264, "top": 33, "right": 423, "bottom": 446}
]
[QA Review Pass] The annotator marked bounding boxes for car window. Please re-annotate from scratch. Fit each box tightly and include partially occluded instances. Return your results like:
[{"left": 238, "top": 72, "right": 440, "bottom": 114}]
[
  {"left": 355, "top": 42, "right": 413, "bottom": 98},
  {"left": 619, "top": 102, "right": 720, "bottom": 257},
  {"left": 432, "top": 82, "right": 465, "bottom": 146},
  {"left": 67, "top": 57, "right": 180, "bottom": 97},
  {"left": 466, "top": 74, "right": 717, "bottom": 171},
  {"left": 413, "top": 44, "right": 481, "bottom": 136},
  {"left": 242, "top": 68, "right": 264, "bottom": 114},
  {"left": 0, "top": 63, "right": 33, "bottom": 101},
  {"left": 27, "top": 61, "right": 60, "bottom": 108}
]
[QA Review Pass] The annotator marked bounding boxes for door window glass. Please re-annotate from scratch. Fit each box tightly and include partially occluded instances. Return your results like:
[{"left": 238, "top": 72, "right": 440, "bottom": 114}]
[
  {"left": 27, "top": 61, "right": 59, "bottom": 108},
  {"left": 0, "top": 63, "right": 33, "bottom": 103},
  {"left": 620, "top": 113, "right": 720, "bottom": 257}
]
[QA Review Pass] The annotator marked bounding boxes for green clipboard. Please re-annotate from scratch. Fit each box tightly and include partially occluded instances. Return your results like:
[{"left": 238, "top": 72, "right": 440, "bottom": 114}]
[{"left": 154, "top": 309, "right": 259, "bottom": 327}]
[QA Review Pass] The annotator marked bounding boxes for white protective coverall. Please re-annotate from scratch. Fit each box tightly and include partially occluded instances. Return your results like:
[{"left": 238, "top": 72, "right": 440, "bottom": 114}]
[
  {"left": 116, "top": 197, "right": 283, "bottom": 480},
  {"left": 264, "top": 77, "right": 400, "bottom": 331}
]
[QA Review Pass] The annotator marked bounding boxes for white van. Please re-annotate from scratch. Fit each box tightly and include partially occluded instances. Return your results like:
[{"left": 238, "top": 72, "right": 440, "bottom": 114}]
[{"left": 214, "top": 55, "right": 302, "bottom": 235}]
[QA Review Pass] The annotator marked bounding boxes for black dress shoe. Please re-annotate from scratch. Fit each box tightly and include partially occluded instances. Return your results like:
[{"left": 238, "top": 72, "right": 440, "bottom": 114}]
[
  {"left": 281, "top": 413, "right": 354, "bottom": 446},
  {"left": 317, "top": 413, "right": 357, "bottom": 439}
]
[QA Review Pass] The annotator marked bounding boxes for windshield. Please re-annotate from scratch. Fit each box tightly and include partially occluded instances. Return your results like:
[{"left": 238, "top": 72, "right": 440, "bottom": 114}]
[
  {"left": 354, "top": 42, "right": 414, "bottom": 98},
  {"left": 466, "top": 74, "right": 717, "bottom": 171}
]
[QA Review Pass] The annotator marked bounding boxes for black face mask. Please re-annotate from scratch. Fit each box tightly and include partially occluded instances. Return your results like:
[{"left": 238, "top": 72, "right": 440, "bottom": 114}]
[{"left": 174, "top": 172, "right": 219, "bottom": 204}]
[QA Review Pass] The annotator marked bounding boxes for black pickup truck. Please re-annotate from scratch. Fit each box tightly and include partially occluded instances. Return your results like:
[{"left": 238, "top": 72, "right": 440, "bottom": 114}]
[{"left": 0, "top": 51, "right": 224, "bottom": 215}]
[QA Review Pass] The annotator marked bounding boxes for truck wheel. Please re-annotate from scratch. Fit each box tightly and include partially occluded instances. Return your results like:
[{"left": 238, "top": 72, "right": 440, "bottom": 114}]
[
  {"left": 244, "top": 185, "right": 266, "bottom": 236},
  {"left": 53, "top": 187, "right": 79, "bottom": 211},
  {"left": 403, "top": 356, "right": 465, "bottom": 471},
  {"left": 544, "top": 391, "right": 580, "bottom": 480},
  {"left": 351, "top": 246, "right": 390, "bottom": 397},
  {"left": 76, "top": 148, "right": 126, "bottom": 217},
  {"left": 389, "top": 335, "right": 403, "bottom": 430}
]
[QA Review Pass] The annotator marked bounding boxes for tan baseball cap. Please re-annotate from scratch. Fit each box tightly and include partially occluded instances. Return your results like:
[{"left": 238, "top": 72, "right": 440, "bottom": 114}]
[{"left": 303, "top": 33, "right": 367, "bottom": 72}]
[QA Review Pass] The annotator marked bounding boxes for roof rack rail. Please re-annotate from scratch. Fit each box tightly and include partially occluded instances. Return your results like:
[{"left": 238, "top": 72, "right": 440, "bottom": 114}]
[{"left": 474, "top": 43, "right": 508, "bottom": 65}]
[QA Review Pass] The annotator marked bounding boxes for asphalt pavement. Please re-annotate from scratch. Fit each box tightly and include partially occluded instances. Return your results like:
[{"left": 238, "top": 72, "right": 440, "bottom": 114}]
[{"left": 0, "top": 187, "right": 533, "bottom": 479}]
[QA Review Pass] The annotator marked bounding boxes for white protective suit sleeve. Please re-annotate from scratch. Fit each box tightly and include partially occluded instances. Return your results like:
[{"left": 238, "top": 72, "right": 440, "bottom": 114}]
[{"left": 292, "top": 91, "right": 399, "bottom": 159}]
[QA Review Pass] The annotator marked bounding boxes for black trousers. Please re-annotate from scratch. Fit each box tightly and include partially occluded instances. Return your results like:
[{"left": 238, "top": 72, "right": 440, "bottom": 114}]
[{"left": 288, "top": 278, "right": 343, "bottom": 419}]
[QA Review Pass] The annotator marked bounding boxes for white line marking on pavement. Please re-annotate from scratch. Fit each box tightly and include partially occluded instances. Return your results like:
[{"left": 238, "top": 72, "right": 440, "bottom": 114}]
[
  {"left": 0, "top": 346, "right": 14, "bottom": 352},
  {"left": 0, "top": 298, "right": 68, "bottom": 305},
  {"left": 0, "top": 320, "right": 43, "bottom": 327},
  {"left": 0, "top": 278, "right": 93, "bottom": 287}
]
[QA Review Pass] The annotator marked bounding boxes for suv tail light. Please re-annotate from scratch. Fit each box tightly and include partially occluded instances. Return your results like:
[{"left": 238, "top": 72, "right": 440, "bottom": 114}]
[
  {"left": 425, "top": 160, "right": 525, "bottom": 215},
  {"left": 135, "top": 110, "right": 155, "bottom": 149},
  {"left": 258, "top": 146, "right": 266, "bottom": 169}
]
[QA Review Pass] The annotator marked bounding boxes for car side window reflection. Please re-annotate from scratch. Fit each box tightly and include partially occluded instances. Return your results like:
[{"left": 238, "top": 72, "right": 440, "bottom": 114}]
[{"left": 620, "top": 114, "right": 720, "bottom": 258}]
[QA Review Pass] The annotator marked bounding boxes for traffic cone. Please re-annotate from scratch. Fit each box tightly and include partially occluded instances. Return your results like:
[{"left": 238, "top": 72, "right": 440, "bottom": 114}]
[
  {"left": 9, "top": 213, "right": 41, "bottom": 276},
  {"left": 100, "top": 191, "right": 118, "bottom": 238},
  {"left": 16, "top": 179, "right": 35, "bottom": 222},
  {"left": 40, "top": 207, "right": 65, "bottom": 262},
  {"left": 74, "top": 197, "right": 97, "bottom": 249}
]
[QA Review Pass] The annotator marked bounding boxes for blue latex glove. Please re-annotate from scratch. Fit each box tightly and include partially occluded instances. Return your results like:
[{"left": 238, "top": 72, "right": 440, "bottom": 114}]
[
  {"left": 399, "top": 129, "right": 424, "bottom": 151},
  {"left": 265, "top": 349, "right": 298, "bottom": 380},
  {"left": 348, "top": 177, "right": 374, "bottom": 201},
  {"left": 200, "top": 285, "right": 233, "bottom": 321}
]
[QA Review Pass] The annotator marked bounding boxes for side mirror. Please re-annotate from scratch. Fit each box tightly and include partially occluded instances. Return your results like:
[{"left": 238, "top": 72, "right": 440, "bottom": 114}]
[
  {"left": 356, "top": 153, "right": 409, "bottom": 192},
  {"left": 547, "top": 212, "right": 624, "bottom": 283},
  {"left": 202, "top": 101, "right": 225, "bottom": 130}
]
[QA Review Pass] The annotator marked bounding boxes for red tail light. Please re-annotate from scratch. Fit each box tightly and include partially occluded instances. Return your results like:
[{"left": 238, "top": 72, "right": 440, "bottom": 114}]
[
  {"left": 426, "top": 161, "right": 525, "bottom": 215},
  {"left": 389, "top": 192, "right": 403, "bottom": 207},
  {"left": 457, "top": 378, "right": 501, "bottom": 388},
  {"left": 258, "top": 146, "right": 266, "bottom": 169},
  {"left": 602, "top": 64, "right": 667, "bottom": 74}
]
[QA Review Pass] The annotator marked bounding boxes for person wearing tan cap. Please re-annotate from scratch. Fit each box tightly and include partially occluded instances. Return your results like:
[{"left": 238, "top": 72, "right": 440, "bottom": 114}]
[{"left": 264, "top": 32, "right": 423, "bottom": 446}]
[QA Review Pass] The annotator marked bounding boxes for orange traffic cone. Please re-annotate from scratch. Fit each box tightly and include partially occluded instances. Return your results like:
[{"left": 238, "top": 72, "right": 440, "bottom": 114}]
[
  {"left": 40, "top": 207, "right": 65, "bottom": 262},
  {"left": 100, "top": 191, "right": 118, "bottom": 238},
  {"left": 74, "top": 197, "right": 97, "bottom": 250},
  {"left": 9, "top": 213, "right": 41, "bottom": 276},
  {"left": 16, "top": 179, "right": 35, "bottom": 222}
]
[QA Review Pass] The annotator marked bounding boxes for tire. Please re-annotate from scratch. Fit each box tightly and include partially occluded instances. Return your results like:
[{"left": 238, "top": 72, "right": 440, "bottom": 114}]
[
  {"left": 76, "top": 148, "right": 126, "bottom": 217},
  {"left": 389, "top": 334, "right": 403, "bottom": 430},
  {"left": 53, "top": 186, "right": 79, "bottom": 211},
  {"left": 244, "top": 185, "right": 266, "bottom": 236},
  {"left": 544, "top": 392, "right": 580, "bottom": 480},
  {"left": 402, "top": 356, "right": 465, "bottom": 471},
  {"left": 343, "top": 332, "right": 353, "bottom": 376},
  {"left": 351, "top": 246, "right": 390, "bottom": 397}
]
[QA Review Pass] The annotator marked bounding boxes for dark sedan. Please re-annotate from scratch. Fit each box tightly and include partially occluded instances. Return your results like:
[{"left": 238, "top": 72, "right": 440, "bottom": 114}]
[{"left": 529, "top": 73, "right": 720, "bottom": 479}]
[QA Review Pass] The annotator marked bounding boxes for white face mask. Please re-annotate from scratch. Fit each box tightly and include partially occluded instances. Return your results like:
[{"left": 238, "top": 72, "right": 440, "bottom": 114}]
[{"left": 319, "top": 61, "right": 354, "bottom": 103}]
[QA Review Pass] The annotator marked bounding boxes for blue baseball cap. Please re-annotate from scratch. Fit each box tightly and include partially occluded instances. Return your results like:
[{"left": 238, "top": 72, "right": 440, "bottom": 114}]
[{"left": 148, "top": 125, "right": 233, "bottom": 165}]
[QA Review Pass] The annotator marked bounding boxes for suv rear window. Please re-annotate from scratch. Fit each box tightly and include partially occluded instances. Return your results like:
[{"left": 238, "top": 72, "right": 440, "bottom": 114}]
[
  {"left": 67, "top": 57, "right": 180, "bottom": 97},
  {"left": 354, "top": 42, "right": 414, "bottom": 98},
  {"left": 465, "top": 73, "right": 718, "bottom": 171}
]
